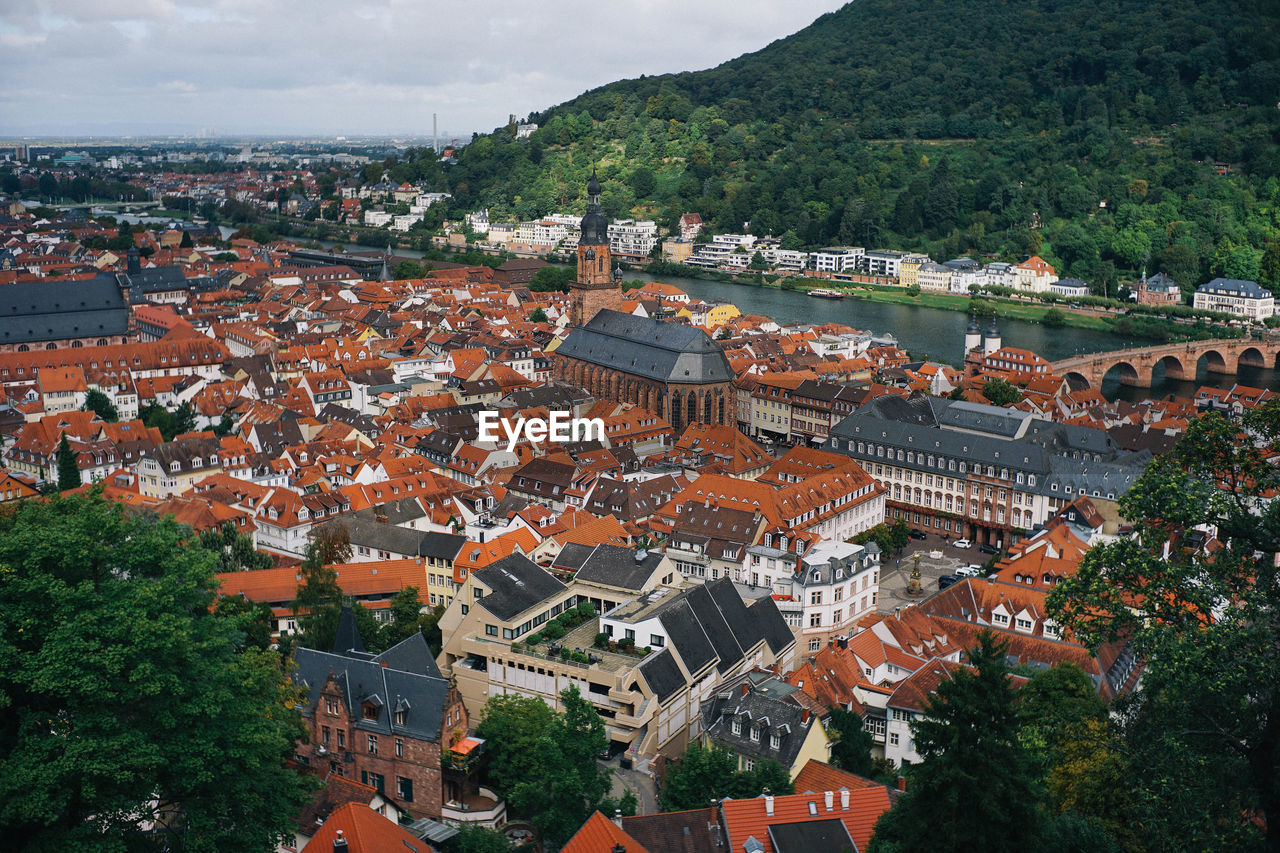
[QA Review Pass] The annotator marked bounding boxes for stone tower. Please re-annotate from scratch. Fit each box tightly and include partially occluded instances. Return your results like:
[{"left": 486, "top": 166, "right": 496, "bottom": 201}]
[{"left": 569, "top": 169, "right": 625, "bottom": 326}]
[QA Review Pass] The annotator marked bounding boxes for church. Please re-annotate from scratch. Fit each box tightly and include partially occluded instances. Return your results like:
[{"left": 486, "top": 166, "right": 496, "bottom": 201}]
[{"left": 553, "top": 172, "right": 735, "bottom": 433}]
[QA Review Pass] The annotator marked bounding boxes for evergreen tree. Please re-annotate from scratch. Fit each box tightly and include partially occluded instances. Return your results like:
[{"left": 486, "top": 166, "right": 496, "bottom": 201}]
[
  {"left": 55, "top": 433, "right": 80, "bottom": 492},
  {"left": 82, "top": 389, "right": 118, "bottom": 423},
  {"left": 827, "top": 706, "right": 877, "bottom": 777},
  {"left": 869, "top": 633, "right": 1041, "bottom": 853}
]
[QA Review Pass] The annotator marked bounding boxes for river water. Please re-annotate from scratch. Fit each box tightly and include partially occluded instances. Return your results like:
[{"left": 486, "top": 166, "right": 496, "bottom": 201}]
[{"left": 619, "top": 270, "right": 1280, "bottom": 401}]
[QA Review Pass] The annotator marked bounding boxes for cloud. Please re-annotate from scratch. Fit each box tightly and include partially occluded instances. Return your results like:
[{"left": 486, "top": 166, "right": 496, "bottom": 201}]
[{"left": 1, "top": 0, "right": 848, "bottom": 135}]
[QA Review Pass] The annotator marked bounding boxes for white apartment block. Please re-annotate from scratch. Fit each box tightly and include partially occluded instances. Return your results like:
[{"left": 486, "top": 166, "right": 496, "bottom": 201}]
[
  {"left": 1193, "top": 278, "right": 1275, "bottom": 320},
  {"left": 810, "top": 247, "right": 865, "bottom": 274},
  {"left": 608, "top": 219, "right": 658, "bottom": 259}
]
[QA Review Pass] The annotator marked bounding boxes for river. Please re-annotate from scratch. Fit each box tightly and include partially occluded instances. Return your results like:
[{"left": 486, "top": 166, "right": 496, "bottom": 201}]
[{"left": 618, "top": 270, "right": 1280, "bottom": 402}]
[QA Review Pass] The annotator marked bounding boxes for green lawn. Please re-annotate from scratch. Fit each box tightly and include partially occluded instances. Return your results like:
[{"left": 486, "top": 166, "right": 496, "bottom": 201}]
[{"left": 836, "top": 285, "right": 1114, "bottom": 332}]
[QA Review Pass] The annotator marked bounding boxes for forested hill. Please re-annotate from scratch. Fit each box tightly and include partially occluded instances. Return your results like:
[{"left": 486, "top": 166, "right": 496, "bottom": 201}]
[{"left": 439, "top": 0, "right": 1280, "bottom": 293}]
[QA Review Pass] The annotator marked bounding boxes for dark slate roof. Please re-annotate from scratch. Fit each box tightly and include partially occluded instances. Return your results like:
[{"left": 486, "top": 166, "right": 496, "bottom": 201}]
[
  {"left": 0, "top": 273, "right": 130, "bottom": 346},
  {"left": 1197, "top": 277, "right": 1269, "bottom": 298},
  {"left": 638, "top": 648, "right": 685, "bottom": 703},
  {"left": 555, "top": 309, "right": 734, "bottom": 384},
  {"left": 315, "top": 517, "right": 465, "bottom": 560},
  {"left": 685, "top": 583, "right": 746, "bottom": 674},
  {"left": 749, "top": 596, "right": 798, "bottom": 656},
  {"left": 473, "top": 553, "right": 567, "bottom": 621},
  {"left": 657, "top": 599, "right": 718, "bottom": 676},
  {"left": 704, "top": 680, "right": 816, "bottom": 772},
  {"left": 333, "top": 607, "right": 367, "bottom": 655},
  {"left": 294, "top": 633, "right": 450, "bottom": 742},
  {"left": 622, "top": 810, "right": 724, "bottom": 853},
  {"left": 768, "top": 819, "right": 856, "bottom": 853},
  {"left": 563, "top": 543, "right": 665, "bottom": 591},
  {"left": 119, "top": 265, "right": 190, "bottom": 295}
]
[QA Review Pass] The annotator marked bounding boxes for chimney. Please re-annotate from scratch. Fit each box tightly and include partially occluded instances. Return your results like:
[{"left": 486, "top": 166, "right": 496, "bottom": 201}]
[
  {"left": 801, "top": 708, "right": 811, "bottom": 724},
  {"left": 764, "top": 795, "right": 774, "bottom": 816},
  {"left": 740, "top": 682, "right": 750, "bottom": 697},
  {"left": 897, "top": 776, "right": 907, "bottom": 791},
  {"left": 840, "top": 789, "right": 850, "bottom": 810},
  {"left": 333, "top": 829, "right": 349, "bottom": 852},
  {"left": 613, "top": 808, "right": 623, "bottom": 829},
  {"left": 824, "top": 790, "right": 834, "bottom": 811}
]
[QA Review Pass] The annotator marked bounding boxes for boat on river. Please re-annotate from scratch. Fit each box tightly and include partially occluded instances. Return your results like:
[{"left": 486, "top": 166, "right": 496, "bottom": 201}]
[{"left": 808, "top": 288, "right": 846, "bottom": 299}]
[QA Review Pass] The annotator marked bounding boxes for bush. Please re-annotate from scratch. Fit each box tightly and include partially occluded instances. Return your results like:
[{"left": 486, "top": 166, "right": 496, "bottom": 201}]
[
  {"left": 576, "top": 601, "right": 596, "bottom": 619},
  {"left": 543, "top": 622, "right": 566, "bottom": 641},
  {"left": 559, "top": 647, "right": 572, "bottom": 660},
  {"left": 594, "top": 632, "right": 612, "bottom": 649},
  {"left": 617, "top": 637, "right": 635, "bottom": 651},
  {"left": 570, "top": 651, "right": 589, "bottom": 663},
  {"left": 527, "top": 632, "right": 544, "bottom": 646}
]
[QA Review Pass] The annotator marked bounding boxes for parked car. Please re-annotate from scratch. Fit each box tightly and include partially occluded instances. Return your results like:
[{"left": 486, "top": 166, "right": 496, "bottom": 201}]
[
  {"left": 979, "top": 543, "right": 1000, "bottom": 555},
  {"left": 954, "top": 564, "right": 983, "bottom": 578},
  {"left": 909, "top": 528, "right": 928, "bottom": 540},
  {"left": 938, "top": 574, "right": 961, "bottom": 589},
  {"left": 953, "top": 538, "right": 972, "bottom": 549}
]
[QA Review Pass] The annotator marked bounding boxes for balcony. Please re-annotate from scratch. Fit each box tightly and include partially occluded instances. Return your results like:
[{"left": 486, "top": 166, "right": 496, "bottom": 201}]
[{"left": 441, "top": 788, "right": 507, "bottom": 829}]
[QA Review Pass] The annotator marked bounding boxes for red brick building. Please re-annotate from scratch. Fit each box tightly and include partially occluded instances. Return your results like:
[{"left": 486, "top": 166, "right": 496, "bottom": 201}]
[{"left": 293, "top": 610, "right": 469, "bottom": 819}]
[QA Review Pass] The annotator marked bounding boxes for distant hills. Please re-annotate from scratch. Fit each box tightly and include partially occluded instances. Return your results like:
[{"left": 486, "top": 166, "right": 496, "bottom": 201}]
[{"left": 441, "top": 0, "right": 1280, "bottom": 293}]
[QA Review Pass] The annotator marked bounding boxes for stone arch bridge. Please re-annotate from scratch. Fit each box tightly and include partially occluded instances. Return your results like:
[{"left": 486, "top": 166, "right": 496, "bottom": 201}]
[{"left": 1052, "top": 338, "right": 1280, "bottom": 388}]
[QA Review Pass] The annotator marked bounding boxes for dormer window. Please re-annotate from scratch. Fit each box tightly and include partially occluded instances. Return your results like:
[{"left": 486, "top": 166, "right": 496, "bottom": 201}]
[
  {"left": 770, "top": 733, "right": 781, "bottom": 750},
  {"left": 750, "top": 724, "right": 761, "bottom": 743},
  {"left": 394, "top": 710, "right": 407, "bottom": 726},
  {"left": 362, "top": 701, "right": 379, "bottom": 721},
  {"left": 731, "top": 718, "right": 742, "bottom": 736}
]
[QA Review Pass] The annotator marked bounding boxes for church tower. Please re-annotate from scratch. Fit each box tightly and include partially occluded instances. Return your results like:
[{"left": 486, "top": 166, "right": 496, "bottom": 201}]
[{"left": 569, "top": 169, "right": 625, "bottom": 326}]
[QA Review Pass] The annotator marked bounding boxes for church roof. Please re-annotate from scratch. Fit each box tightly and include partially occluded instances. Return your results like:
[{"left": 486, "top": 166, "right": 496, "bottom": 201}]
[
  {"left": 0, "top": 273, "right": 130, "bottom": 346},
  {"left": 556, "top": 309, "right": 734, "bottom": 384}
]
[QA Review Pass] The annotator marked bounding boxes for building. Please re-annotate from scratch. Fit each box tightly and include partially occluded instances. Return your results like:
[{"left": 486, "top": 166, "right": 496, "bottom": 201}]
[
  {"left": 1048, "top": 278, "right": 1090, "bottom": 298},
  {"left": 1193, "top": 278, "right": 1274, "bottom": 320},
  {"left": 829, "top": 395, "right": 1150, "bottom": 548},
  {"left": 608, "top": 219, "right": 658, "bottom": 263},
  {"left": 810, "top": 247, "right": 865, "bottom": 276},
  {"left": 701, "top": 671, "right": 831, "bottom": 780},
  {"left": 568, "top": 171, "right": 627, "bottom": 327},
  {"left": 0, "top": 274, "right": 131, "bottom": 354},
  {"left": 1012, "top": 256, "right": 1058, "bottom": 293},
  {"left": 1135, "top": 272, "right": 1182, "bottom": 305},
  {"left": 553, "top": 310, "right": 736, "bottom": 433},
  {"left": 293, "top": 610, "right": 469, "bottom": 819}
]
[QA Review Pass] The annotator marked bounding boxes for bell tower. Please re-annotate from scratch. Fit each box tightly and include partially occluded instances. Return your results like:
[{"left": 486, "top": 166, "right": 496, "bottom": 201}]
[{"left": 569, "top": 169, "right": 624, "bottom": 326}]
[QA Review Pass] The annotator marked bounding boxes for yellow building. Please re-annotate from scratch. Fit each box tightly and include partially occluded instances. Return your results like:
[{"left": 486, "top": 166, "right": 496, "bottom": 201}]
[
  {"left": 704, "top": 302, "right": 742, "bottom": 330},
  {"left": 897, "top": 257, "right": 923, "bottom": 289}
]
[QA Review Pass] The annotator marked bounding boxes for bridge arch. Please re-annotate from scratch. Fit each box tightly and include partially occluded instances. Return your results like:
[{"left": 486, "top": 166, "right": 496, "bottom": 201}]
[
  {"left": 1154, "top": 354, "right": 1188, "bottom": 383},
  {"left": 1198, "top": 349, "right": 1230, "bottom": 375},
  {"left": 1064, "top": 371, "right": 1092, "bottom": 389},
  {"left": 1101, "top": 361, "right": 1141, "bottom": 387},
  {"left": 1238, "top": 346, "right": 1266, "bottom": 371}
]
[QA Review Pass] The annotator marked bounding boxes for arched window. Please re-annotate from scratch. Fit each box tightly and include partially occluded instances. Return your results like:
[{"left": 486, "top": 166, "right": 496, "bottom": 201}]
[
  {"left": 45, "top": 342, "right": 57, "bottom": 350},
  {"left": 72, "top": 340, "right": 83, "bottom": 348}
]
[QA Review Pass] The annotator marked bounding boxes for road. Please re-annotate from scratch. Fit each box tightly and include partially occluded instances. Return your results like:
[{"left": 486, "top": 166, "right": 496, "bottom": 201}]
[
  {"left": 876, "top": 530, "right": 991, "bottom": 613},
  {"left": 602, "top": 757, "right": 660, "bottom": 815}
]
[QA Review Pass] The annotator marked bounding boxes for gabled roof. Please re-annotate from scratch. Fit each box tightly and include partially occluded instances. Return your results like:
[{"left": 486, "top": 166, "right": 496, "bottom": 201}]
[
  {"left": 473, "top": 552, "right": 567, "bottom": 621},
  {"left": 302, "top": 802, "right": 437, "bottom": 853},
  {"left": 555, "top": 309, "right": 733, "bottom": 384},
  {"left": 561, "top": 810, "right": 652, "bottom": 853}
]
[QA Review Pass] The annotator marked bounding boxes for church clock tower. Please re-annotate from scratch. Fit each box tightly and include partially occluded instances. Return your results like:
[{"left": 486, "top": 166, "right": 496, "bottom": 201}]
[{"left": 569, "top": 169, "right": 625, "bottom": 326}]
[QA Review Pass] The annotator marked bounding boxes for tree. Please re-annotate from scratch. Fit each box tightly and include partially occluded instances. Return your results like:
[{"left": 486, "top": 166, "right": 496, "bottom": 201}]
[
  {"left": 1042, "top": 307, "right": 1067, "bottom": 327},
  {"left": 529, "top": 265, "right": 576, "bottom": 292},
  {"left": 37, "top": 171, "right": 58, "bottom": 200},
  {"left": 213, "top": 593, "right": 276, "bottom": 651},
  {"left": 82, "top": 389, "right": 118, "bottom": 423},
  {"left": 379, "top": 586, "right": 425, "bottom": 648},
  {"left": 394, "top": 259, "right": 428, "bottom": 280},
  {"left": 661, "top": 742, "right": 795, "bottom": 810},
  {"left": 529, "top": 306, "right": 548, "bottom": 323},
  {"left": 198, "top": 521, "right": 273, "bottom": 572},
  {"left": 1048, "top": 404, "right": 1280, "bottom": 851},
  {"left": 982, "top": 377, "right": 1022, "bottom": 406},
  {"left": 827, "top": 706, "right": 876, "bottom": 777},
  {"left": 444, "top": 824, "right": 511, "bottom": 853},
  {"left": 55, "top": 433, "right": 80, "bottom": 492},
  {"left": 0, "top": 492, "right": 315, "bottom": 849},
  {"left": 479, "top": 686, "right": 618, "bottom": 844},
  {"left": 1211, "top": 239, "right": 1262, "bottom": 282},
  {"left": 1259, "top": 242, "right": 1280, "bottom": 293},
  {"left": 629, "top": 166, "right": 656, "bottom": 198},
  {"left": 869, "top": 633, "right": 1041, "bottom": 853}
]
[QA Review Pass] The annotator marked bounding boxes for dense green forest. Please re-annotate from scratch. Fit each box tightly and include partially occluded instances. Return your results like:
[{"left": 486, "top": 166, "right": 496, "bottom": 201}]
[{"left": 424, "top": 0, "right": 1280, "bottom": 297}]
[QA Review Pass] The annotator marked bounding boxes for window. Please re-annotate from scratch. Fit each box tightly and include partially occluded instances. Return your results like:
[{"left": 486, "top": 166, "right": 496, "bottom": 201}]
[
  {"left": 394, "top": 710, "right": 406, "bottom": 726},
  {"left": 650, "top": 634, "right": 664, "bottom": 647},
  {"left": 367, "top": 734, "right": 378, "bottom": 754},
  {"left": 770, "top": 733, "right": 782, "bottom": 750},
  {"left": 625, "top": 629, "right": 636, "bottom": 641},
  {"left": 397, "top": 776, "right": 414, "bottom": 802},
  {"left": 485, "top": 624, "right": 498, "bottom": 636},
  {"left": 395, "top": 737, "right": 405, "bottom": 757},
  {"left": 809, "top": 613, "right": 822, "bottom": 627},
  {"left": 361, "top": 771, "right": 385, "bottom": 793},
  {"left": 362, "top": 702, "right": 378, "bottom": 721},
  {"left": 808, "top": 639, "right": 821, "bottom": 651},
  {"left": 336, "top": 730, "right": 345, "bottom": 749},
  {"left": 321, "top": 726, "right": 330, "bottom": 745},
  {"left": 809, "top": 590, "right": 823, "bottom": 605},
  {"left": 750, "top": 725, "right": 761, "bottom": 743},
  {"left": 731, "top": 718, "right": 742, "bottom": 735},
  {"left": 743, "top": 758, "right": 755, "bottom": 772},
  {"left": 889, "top": 732, "right": 900, "bottom": 746},
  {"left": 325, "top": 698, "right": 338, "bottom": 715}
]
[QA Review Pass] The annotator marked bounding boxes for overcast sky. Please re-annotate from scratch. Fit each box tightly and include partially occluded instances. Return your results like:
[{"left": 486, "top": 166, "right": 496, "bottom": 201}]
[{"left": 1, "top": 0, "right": 847, "bottom": 139}]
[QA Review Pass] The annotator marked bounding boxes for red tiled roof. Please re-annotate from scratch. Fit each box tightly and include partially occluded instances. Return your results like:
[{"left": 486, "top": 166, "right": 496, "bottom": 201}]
[
  {"left": 561, "top": 810, "right": 652, "bottom": 853},
  {"left": 720, "top": 788, "right": 892, "bottom": 853},
  {"left": 302, "top": 802, "right": 436, "bottom": 853}
]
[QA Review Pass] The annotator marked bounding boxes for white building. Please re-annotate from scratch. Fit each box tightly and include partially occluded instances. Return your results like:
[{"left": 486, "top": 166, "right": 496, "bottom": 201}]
[
  {"left": 363, "top": 210, "right": 392, "bottom": 228},
  {"left": 608, "top": 219, "right": 658, "bottom": 260},
  {"left": 810, "top": 247, "right": 865, "bottom": 274},
  {"left": 1193, "top": 278, "right": 1275, "bottom": 320}
]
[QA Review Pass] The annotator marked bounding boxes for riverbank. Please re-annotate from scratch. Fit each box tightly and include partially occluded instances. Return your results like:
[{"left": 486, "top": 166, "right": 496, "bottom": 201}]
[{"left": 839, "top": 285, "right": 1113, "bottom": 332}]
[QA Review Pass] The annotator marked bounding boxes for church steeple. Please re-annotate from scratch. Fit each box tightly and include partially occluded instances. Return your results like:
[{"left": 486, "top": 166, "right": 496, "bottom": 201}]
[{"left": 569, "top": 169, "right": 622, "bottom": 326}]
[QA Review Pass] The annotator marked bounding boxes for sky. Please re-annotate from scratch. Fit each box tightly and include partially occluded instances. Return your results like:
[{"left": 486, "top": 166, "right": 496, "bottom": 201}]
[{"left": 1, "top": 0, "right": 848, "bottom": 139}]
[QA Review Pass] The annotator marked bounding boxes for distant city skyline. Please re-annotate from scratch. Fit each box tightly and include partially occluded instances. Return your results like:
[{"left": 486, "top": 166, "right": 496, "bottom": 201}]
[{"left": 1, "top": 1, "right": 847, "bottom": 138}]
